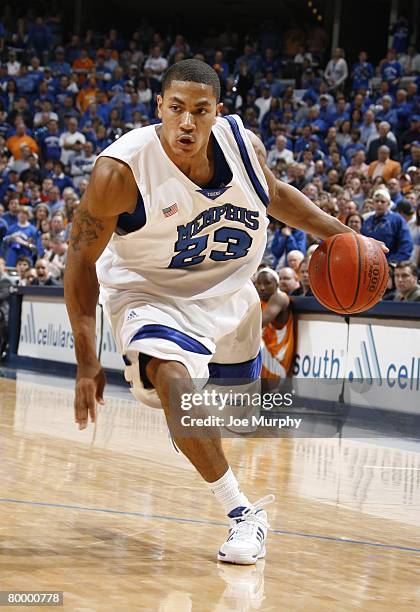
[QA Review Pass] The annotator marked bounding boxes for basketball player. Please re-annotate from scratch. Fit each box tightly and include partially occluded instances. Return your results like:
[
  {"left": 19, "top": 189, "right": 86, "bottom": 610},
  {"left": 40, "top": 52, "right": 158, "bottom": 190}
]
[
  {"left": 255, "top": 268, "right": 294, "bottom": 380},
  {"left": 64, "top": 60, "right": 359, "bottom": 565}
]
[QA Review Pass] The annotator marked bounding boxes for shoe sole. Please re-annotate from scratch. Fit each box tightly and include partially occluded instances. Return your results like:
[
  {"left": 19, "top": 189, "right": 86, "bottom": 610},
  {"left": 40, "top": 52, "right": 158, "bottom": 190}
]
[{"left": 217, "top": 545, "right": 266, "bottom": 565}]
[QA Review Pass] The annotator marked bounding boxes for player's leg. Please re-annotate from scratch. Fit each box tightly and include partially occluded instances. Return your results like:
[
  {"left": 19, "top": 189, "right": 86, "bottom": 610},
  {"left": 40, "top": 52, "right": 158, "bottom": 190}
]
[
  {"left": 145, "top": 356, "right": 229, "bottom": 482},
  {"left": 208, "top": 280, "right": 274, "bottom": 564},
  {"left": 122, "top": 324, "right": 253, "bottom": 527}
]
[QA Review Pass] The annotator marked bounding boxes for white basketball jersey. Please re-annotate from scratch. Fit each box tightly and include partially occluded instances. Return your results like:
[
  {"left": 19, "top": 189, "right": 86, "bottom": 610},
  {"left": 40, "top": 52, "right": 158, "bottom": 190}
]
[{"left": 96, "top": 115, "right": 269, "bottom": 300}]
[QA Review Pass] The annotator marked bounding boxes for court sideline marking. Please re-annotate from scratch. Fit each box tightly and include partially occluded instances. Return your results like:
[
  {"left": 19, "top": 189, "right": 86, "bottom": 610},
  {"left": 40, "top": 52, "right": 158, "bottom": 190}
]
[{"left": 0, "top": 497, "right": 419, "bottom": 554}]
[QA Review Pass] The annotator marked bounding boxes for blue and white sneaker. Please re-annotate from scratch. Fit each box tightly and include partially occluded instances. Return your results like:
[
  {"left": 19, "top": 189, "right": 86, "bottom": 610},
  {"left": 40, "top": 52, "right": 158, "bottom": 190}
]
[{"left": 218, "top": 495, "right": 275, "bottom": 565}]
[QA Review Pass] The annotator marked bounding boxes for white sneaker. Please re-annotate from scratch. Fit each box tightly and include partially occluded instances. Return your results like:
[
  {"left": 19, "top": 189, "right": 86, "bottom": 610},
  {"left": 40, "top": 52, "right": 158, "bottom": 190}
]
[{"left": 218, "top": 495, "right": 274, "bottom": 565}]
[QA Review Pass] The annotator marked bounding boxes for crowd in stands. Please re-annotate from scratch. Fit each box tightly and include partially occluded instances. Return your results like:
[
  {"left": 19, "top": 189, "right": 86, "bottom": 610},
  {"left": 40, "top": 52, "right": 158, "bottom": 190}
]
[{"left": 0, "top": 11, "right": 419, "bottom": 311}]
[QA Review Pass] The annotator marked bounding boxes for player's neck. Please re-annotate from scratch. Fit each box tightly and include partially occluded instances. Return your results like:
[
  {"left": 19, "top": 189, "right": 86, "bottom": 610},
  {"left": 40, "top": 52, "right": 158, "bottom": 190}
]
[{"left": 159, "top": 132, "right": 214, "bottom": 186}]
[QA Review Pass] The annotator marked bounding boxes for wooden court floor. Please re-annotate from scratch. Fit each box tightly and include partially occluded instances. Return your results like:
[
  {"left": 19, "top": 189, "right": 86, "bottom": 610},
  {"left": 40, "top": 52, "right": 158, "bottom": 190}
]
[{"left": 0, "top": 372, "right": 419, "bottom": 611}]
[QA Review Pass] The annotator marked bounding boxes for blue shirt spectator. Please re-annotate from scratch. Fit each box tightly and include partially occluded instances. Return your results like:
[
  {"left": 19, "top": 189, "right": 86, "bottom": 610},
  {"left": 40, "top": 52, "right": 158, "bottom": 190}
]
[
  {"left": 380, "top": 51, "right": 403, "bottom": 89},
  {"left": 362, "top": 190, "right": 413, "bottom": 262},
  {"left": 4, "top": 209, "right": 37, "bottom": 267},
  {"left": 39, "top": 120, "right": 62, "bottom": 161},
  {"left": 28, "top": 17, "right": 53, "bottom": 56},
  {"left": 271, "top": 227, "right": 307, "bottom": 269},
  {"left": 351, "top": 52, "right": 374, "bottom": 90},
  {"left": 391, "top": 18, "right": 409, "bottom": 54}
]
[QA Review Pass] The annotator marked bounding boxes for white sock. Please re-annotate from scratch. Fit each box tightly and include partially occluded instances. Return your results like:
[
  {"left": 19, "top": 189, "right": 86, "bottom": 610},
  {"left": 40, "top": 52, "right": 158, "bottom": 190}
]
[{"left": 208, "top": 467, "right": 251, "bottom": 515}]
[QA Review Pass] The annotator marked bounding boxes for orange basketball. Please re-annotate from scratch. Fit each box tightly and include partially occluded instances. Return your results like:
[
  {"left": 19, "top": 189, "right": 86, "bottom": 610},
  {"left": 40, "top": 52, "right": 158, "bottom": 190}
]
[{"left": 308, "top": 233, "right": 388, "bottom": 314}]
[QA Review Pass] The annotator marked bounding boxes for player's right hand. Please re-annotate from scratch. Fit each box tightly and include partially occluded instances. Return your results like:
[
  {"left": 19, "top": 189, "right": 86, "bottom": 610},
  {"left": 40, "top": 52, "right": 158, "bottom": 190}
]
[{"left": 74, "top": 362, "right": 106, "bottom": 430}]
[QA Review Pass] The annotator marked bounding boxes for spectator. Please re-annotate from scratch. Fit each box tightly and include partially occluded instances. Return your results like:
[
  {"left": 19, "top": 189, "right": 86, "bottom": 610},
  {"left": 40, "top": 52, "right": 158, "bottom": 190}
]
[
  {"left": 39, "top": 119, "right": 62, "bottom": 161},
  {"left": 360, "top": 110, "right": 379, "bottom": 147},
  {"left": 400, "top": 116, "right": 420, "bottom": 156},
  {"left": 402, "top": 141, "right": 420, "bottom": 172},
  {"left": 399, "top": 44, "right": 420, "bottom": 75},
  {"left": 70, "top": 141, "right": 97, "bottom": 187},
  {"left": 351, "top": 51, "right": 374, "bottom": 91},
  {"left": 51, "top": 161, "right": 74, "bottom": 192},
  {"left": 291, "top": 258, "right": 313, "bottom": 296},
  {"left": 368, "top": 145, "right": 401, "bottom": 181},
  {"left": 362, "top": 189, "right": 413, "bottom": 261},
  {"left": 7, "top": 143, "right": 33, "bottom": 175},
  {"left": 367, "top": 121, "right": 399, "bottom": 162},
  {"left": 375, "top": 95, "right": 397, "bottom": 130},
  {"left": 6, "top": 50, "right": 20, "bottom": 76},
  {"left": 50, "top": 212, "right": 66, "bottom": 240},
  {"left": 6, "top": 122, "right": 39, "bottom": 159},
  {"left": 28, "top": 17, "right": 52, "bottom": 57},
  {"left": 23, "top": 267, "right": 37, "bottom": 285},
  {"left": 144, "top": 45, "right": 168, "bottom": 85},
  {"left": 324, "top": 48, "right": 348, "bottom": 92},
  {"left": 59, "top": 118, "right": 86, "bottom": 166},
  {"left": 19, "top": 152, "right": 42, "bottom": 184},
  {"left": 345, "top": 212, "right": 364, "bottom": 233},
  {"left": 3, "top": 206, "right": 37, "bottom": 267},
  {"left": 348, "top": 177, "right": 365, "bottom": 208},
  {"left": 266, "top": 135, "right": 294, "bottom": 168},
  {"left": 271, "top": 224, "right": 307, "bottom": 269},
  {"left": 72, "top": 49, "right": 94, "bottom": 75},
  {"left": 0, "top": 215, "right": 7, "bottom": 256},
  {"left": 393, "top": 261, "right": 420, "bottom": 301},
  {"left": 46, "top": 186, "right": 65, "bottom": 215},
  {"left": 14, "top": 255, "right": 32, "bottom": 286},
  {"left": 47, "top": 237, "right": 68, "bottom": 283},
  {"left": 255, "top": 85, "right": 272, "bottom": 125},
  {"left": 287, "top": 249, "right": 304, "bottom": 272},
  {"left": 0, "top": 256, "right": 11, "bottom": 356},
  {"left": 32, "top": 258, "right": 59, "bottom": 286},
  {"left": 387, "top": 178, "right": 403, "bottom": 207},
  {"left": 3, "top": 196, "right": 20, "bottom": 227},
  {"left": 380, "top": 48, "right": 403, "bottom": 91},
  {"left": 278, "top": 266, "right": 301, "bottom": 294},
  {"left": 407, "top": 200, "right": 420, "bottom": 268},
  {"left": 254, "top": 267, "right": 294, "bottom": 380}
]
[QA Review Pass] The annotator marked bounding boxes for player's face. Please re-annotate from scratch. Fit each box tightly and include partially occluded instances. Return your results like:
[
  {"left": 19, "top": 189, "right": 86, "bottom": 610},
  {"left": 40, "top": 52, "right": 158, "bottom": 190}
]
[
  {"left": 157, "top": 81, "right": 222, "bottom": 159},
  {"left": 255, "top": 273, "right": 277, "bottom": 301}
]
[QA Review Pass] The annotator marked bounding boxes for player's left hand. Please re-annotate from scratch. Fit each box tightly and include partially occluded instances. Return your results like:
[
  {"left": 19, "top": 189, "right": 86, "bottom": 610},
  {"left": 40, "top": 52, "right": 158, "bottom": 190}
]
[
  {"left": 371, "top": 239, "right": 389, "bottom": 254},
  {"left": 74, "top": 363, "right": 106, "bottom": 430}
]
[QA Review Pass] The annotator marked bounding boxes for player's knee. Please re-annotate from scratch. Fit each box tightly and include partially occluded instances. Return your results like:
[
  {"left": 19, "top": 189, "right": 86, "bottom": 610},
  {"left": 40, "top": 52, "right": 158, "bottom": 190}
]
[{"left": 146, "top": 357, "right": 190, "bottom": 390}]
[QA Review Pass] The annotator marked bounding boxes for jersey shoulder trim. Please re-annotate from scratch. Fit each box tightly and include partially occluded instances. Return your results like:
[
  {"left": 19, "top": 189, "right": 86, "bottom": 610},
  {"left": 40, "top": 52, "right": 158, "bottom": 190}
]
[{"left": 223, "top": 115, "right": 269, "bottom": 207}]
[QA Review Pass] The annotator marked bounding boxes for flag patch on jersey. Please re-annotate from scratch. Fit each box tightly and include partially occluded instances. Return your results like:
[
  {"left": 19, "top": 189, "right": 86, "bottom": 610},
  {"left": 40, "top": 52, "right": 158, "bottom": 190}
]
[{"left": 162, "top": 203, "right": 178, "bottom": 217}]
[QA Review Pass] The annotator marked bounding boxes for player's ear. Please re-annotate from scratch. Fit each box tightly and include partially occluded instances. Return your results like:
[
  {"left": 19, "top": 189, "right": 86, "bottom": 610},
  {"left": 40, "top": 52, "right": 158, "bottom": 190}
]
[
  {"left": 215, "top": 102, "right": 223, "bottom": 119},
  {"left": 157, "top": 95, "right": 163, "bottom": 119}
]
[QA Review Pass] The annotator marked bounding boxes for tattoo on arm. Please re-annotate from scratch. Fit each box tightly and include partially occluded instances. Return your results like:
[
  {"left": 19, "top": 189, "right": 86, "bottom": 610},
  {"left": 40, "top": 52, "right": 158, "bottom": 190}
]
[{"left": 70, "top": 209, "right": 105, "bottom": 252}]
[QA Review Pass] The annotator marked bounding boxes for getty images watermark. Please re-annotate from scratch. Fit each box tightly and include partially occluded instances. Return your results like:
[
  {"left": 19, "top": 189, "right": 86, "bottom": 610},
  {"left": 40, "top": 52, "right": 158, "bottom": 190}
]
[{"left": 167, "top": 380, "right": 303, "bottom": 437}]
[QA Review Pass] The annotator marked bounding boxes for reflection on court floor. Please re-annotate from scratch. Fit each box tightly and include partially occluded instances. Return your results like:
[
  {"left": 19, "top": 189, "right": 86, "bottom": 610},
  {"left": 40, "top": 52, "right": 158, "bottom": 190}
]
[{"left": 0, "top": 371, "right": 419, "bottom": 611}]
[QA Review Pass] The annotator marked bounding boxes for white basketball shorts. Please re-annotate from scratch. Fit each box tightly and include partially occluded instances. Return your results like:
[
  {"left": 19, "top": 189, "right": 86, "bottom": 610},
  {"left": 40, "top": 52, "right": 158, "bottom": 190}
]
[{"left": 101, "top": 280, "right": 262, "bottom": 407}]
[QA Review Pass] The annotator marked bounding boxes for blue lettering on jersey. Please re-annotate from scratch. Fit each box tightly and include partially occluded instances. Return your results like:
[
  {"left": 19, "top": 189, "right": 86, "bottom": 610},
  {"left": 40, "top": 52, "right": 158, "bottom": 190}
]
[
  {"left": 168, "top": 203, "right": 260, "bottom": 269},
  {"left": 177, "top": 203, "right": 259, "bottom": 241}
]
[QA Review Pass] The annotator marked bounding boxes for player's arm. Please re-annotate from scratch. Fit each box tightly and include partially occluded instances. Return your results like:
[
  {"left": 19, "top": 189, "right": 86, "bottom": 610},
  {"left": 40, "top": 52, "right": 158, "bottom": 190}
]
[
  {"left": 247, "top": 131, "right": 351, "bottom": 240},
  {"left": 64, "top": 156, "right": 138, "bottom": 429},
  {"left": 262, "top": 291, "right": 289, "bottom": 327}
]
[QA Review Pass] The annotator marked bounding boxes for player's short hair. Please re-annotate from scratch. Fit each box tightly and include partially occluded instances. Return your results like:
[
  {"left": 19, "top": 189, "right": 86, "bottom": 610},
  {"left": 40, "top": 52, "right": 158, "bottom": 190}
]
[{"left": 161, "top": 59, "right": 221, "bottom": 101}]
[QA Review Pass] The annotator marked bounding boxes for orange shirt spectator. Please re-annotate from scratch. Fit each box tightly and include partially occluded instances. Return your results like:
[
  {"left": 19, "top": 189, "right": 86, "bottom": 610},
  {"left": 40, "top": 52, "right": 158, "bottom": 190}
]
[
  {"left": 6, "top": 124, "right": 39, "bottom": 159},
  {"left": 76, "top": 77, "right": 99, "bottom": 113},
  {"left": 72, "top": 49, "right": 94, "bottom": 73},
  {"left": 367, "top": 144, "right": 401, "bottom": 181}
]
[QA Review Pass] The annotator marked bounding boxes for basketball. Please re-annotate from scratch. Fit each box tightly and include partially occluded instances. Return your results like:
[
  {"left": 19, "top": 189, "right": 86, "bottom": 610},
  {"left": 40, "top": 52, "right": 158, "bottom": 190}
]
[{"left": 308, "top": 233, "right": 388, "bottom": 314}]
